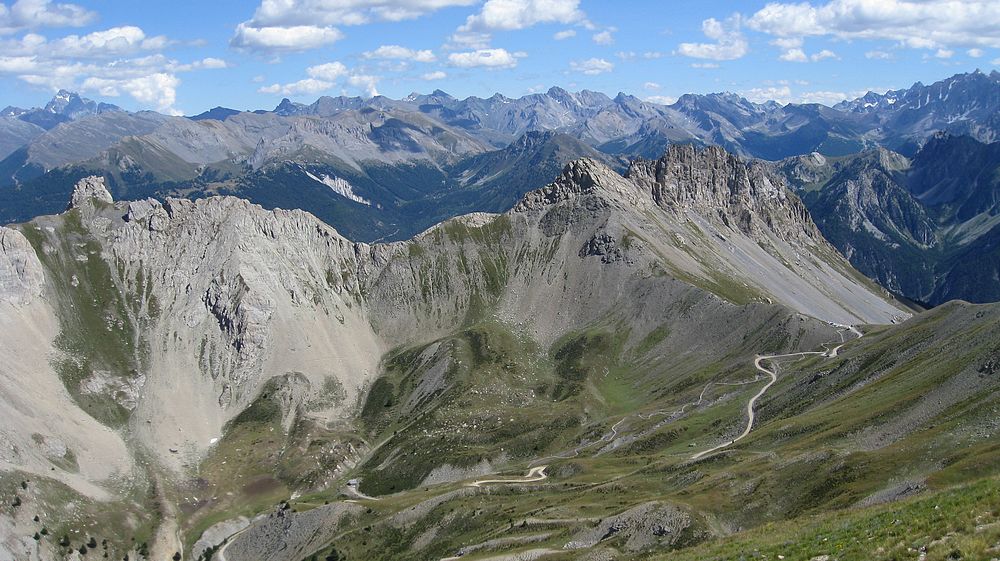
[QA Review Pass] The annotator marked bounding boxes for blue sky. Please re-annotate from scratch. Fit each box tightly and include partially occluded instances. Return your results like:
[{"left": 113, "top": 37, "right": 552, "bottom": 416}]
[{"left": 0, "top": 0, "right": 998, "bottom": 115}]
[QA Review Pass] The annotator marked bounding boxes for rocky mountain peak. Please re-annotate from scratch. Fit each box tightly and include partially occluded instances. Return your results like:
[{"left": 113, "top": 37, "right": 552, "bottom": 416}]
[
  {"left": 67, "top": 175, "right": 114, "bottom": 210},
  {"left": 627, "top": 144, "right": 816, "bottom": 240},
  {"left": 513, "top": 157, "right": 638, "bottom": 212}
]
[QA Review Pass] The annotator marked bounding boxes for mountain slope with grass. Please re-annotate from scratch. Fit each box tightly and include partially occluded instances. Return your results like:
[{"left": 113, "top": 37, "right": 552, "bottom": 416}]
[{"left": 23, "top": 138, "right": 1000, "bottom": 561}]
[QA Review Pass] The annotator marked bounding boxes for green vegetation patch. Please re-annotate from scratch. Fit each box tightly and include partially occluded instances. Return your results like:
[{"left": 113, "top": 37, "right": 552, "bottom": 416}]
[{"left": 20, "top": 212, "right": 148, "bottom": 427}]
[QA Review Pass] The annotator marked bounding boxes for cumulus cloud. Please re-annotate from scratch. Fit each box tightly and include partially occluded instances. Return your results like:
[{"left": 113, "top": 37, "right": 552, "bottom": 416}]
[
  {"left": 231, "top": 23, "right": 343, "bottom": 52},
  {"left": 779, "top": 48, "right": 808, "bottom": 62},
  {"left": 307, "top": 61, "right": 348, "bottom": 81},
  {"left": 569, "top": 57, "right": 613, "bottom": 75},
  {"left": 592, "top": 29, "right": 613, "bottom": 45},
  {"left": 747, "top": 0, "right": 1000, "bottom": 50},
  {"left": 645, "top": 95, "right": 677, "bottom": 105},
  {"left": 0, "top": 0, "right": 96, "bottom": 35},
  {"left": 935, "top": 48, "right": 954, "bottom": 59},
  {"left": 811, "top": 49, "right": 838, "bottom": 61},
  {"left": 798, "top": 90, "right": 850, "bottom": 105},
  {"left": 258, "top": 78, "right": 333, "bottom": 96},
  {"left": 363, "top": 44, "right": 436, "bottom": 62},
  {"left": 1, "top": 26, "right": 170, "bottom": 59},
  {"left": 968, "top": 48, "right": 984, "bottom": 58},
  {"left": 259, "top": 62, "right": 378, "bottom": 98},
  {"left": 643, "top": 81, "right": 661, "bottom": 91},
  {"left": 553, "top": 29, "right": 575, "bottom": 40},
  {"left": 0, "top": 22, "right": 226, "bottom": 113},
  {"left": 459, "top": 0, "right": 584, "bottom": 32},
  {"left": 245, "top": 0, "right": 476, "bottom": 27},
  {"left": 257, "top": 61, "right": 373, "bottom": 97},
  {"left": 865, "top": 50, "right": 894, "bottom": 59},
  {"left": 743, "top": 85, "right": 792, "bottom": 104},
  {"left": 197, "top": 57, "right": 228, "bottom": 69},
  {"left": 779, "top": 46, "right": 838, "bottom": 62},
  {"left": 677, "top": 15, "right": 747, "bottom": 60},
  {"left": 235, "top": 0, "right": 477, "bottom": 54},
  {"left": 421, "top": 70, "right": 447, "bottom": 80},
  {"left": 348, "top": 74, "right": 379, "bottom": 96},
  {"left": 447, "top": 48, "right": 521, "bottom": 69}
]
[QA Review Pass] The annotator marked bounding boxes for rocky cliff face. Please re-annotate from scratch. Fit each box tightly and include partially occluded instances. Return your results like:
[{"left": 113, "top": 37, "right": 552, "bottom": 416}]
[
  {"left": 627, "top": 144, "right": 817, "bottom": 242},
  {"left": 0, "top": 227, "right": 44, "bottom": 307}
]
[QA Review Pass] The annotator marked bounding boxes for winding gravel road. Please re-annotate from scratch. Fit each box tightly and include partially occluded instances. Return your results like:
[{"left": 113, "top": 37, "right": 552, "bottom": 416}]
[
  {"left": 691, "top": 325, "right": 860, "bottom": 460},
  {"left": 467, "top": 465, "right": 548, "bottom": 487}
]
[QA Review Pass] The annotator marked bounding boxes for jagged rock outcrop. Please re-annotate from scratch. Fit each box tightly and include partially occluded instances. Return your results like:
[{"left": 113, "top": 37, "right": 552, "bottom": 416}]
[
  {"left": 627, "top": 144, "right": 817, "bottom": 241},
  {"left": 0, "top": 227, "right": 44, "bottom": 306},
  {"left": 67, "top": 175, "right": 114, "bottom": 210},
  {"left": 564, "top": 502, "right": 697, "bottom": 552}
]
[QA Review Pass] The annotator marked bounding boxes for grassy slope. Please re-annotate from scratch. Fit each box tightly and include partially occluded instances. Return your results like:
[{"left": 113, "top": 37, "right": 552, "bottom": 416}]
[{"left": 280, "top": 301, "right": 1000, "bottom": 561}]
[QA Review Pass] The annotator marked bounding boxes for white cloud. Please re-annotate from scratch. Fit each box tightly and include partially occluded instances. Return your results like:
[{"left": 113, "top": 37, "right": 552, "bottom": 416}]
[
  {"left": 553, "top": 29, "right": 575, "bottom": 40},
  {"left": 993, "top": 57, "right": 1000, "bottom": 66},
  {"left": 777, "top": 44, "right": 837, "bottom": 62},
  {"left": 231, "top": 23, "right": 343, "bottom": 52},
  {"left": 245, "top": 0, "right": 476, "bottom": 27},
  {"left": 743, "top": 85, "right": 792, "bottom": 104},
  {"left": 421, "top": 70, "right": 447, "bottom": 80},
  {"left": 811, "top": 49, "right": 838, "bottom": 61},
  {"left": 256, "top": 61, "right": 377, "bottom": 97},
  {"left": 771, "top": 37, "right": 802, "bottom": 49},
  {"left": 0, "top": 55, "right": 36, "bottom": 73},
  {"left": 0, "top": 0, "right": 96, "bottom": 35},
  {"left": 592, "top": 30, "right": 613, "bottom": 45},
  {"left": 447, "top": 48, "right": 521, "bottom": 69},
  {"left": 865, "top": 50, "right": 894, "bottom": 59},
  {"left": 643, "top": 51, "right": 663, "bottom": 59},
  {"left": 198, "top": 57, "right": 228, "bottom": 69},
  {"left": 935, "top": 48, "right": 954, "bottom": 59},
  {"left": 677, "top": 15, "right": 747, "bottom": 61},
  {"left": 645, "top": 95, "right": 677, "bottom": 105},
  {"left": 81, "top": 72, "right": 180, "bottom": 113},
  {"left": 643, "top": 81, "right": 661, "bottom": 91},
  {"left": 363, "top": 44, "right": 436, "bottom": 62},
  {"left": 348, "top": 74, "right": 379, "bottom": 97},
  {"left": 968, "top": 48, "right": 984, "bottom": 58},
  {"left": 447, "top": 30, "right": 492, "bottom": 49},
  {"left": 459, "top": 0, "right": 584, "bottom": 32},
  {"left": 258, "top": 78, "right": 332, "bottom": 96},
  {"left": 0, "top": 23, "right": 226, "bottom": 113},
  {"left": 569, "top": 57, "right": 613, "bottom": 75},
  {"left": 797, "top": 90, "right": 850, "bottom": 105},
  {"left": 779, "top": 48, "right": 808, "bottom": 62},
  {"left": 691, "top": 62, "right": 719, "bottom": 68},
  {"left": 615, "top": 50, "right": 635, "bottom": 60},
  {"left": 236, "top": 1, "right": 481, "bottom": 53},
  {"left": 307, "top": 61, "right": 348, "bottom": 81},
  {"left": 747, "top": 0, "right": 1000, "bottom": 50},
  {"left": 0, "top": 26, "right": 171, "bottom": 59}
]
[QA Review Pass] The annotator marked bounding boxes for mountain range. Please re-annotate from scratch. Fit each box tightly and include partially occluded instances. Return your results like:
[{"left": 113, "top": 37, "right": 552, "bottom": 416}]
[
  {"left": 1, "top": 70, "right": 1000, "bottom": 561},
  {"left": 0, "top": 71, "right": 997, "bottom": 245}
]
